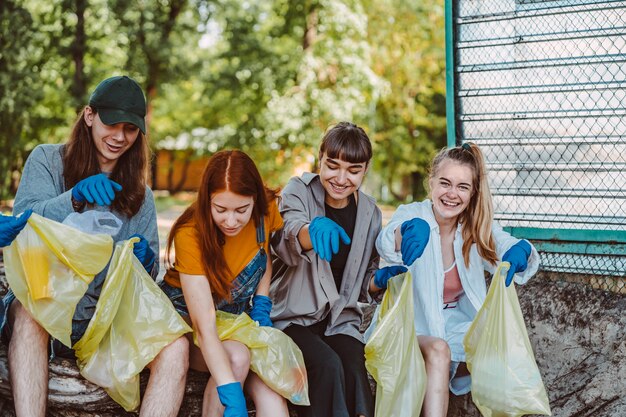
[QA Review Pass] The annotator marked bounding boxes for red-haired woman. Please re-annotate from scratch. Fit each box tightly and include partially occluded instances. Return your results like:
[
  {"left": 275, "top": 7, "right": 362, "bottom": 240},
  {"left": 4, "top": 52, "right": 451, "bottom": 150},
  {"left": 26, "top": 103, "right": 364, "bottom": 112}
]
[{"left": 161, "top": 150, "right": 288, "bottom": 417}]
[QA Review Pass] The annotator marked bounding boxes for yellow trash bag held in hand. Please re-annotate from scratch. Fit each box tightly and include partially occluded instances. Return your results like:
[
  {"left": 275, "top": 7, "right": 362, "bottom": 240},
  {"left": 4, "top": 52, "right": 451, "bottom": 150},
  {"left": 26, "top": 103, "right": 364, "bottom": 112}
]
[
  {"left": 464, "top": 262, "right": 551, "bottom": 417},
  {"left": 364, "top": 272, "right": 426, "bottom": 417},
  {"left": 208, "top": 310, "right": 310, "bottom": 406},
  {"left": 4, "top": 213, "right": 113, "bottom": 347},
  {"left": 73, "top": 238, "right": 192, "bottom": 412}
]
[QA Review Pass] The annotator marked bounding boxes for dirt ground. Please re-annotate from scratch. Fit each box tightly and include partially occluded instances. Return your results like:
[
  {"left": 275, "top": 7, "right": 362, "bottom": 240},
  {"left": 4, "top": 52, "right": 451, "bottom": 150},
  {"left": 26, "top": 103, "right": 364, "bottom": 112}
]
[{"left": 447, "top": 275, "right": 626, "bottom": 417}]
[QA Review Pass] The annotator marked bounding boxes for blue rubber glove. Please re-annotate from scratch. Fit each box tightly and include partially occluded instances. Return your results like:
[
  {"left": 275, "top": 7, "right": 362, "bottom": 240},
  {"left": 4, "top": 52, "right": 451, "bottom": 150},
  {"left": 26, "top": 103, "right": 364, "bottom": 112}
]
[
  {"left": 249, "top": 295, "right": 273, "bottom": 327},
  {"left": 308, "top": 216, "right": 351, "bottom": 262},
  {"left": 0, "top": 210, "right": 32, "bottom": 247},
  {"left": 373, "top": 265, "right": 408, "bottom": 290},
  {"left": 130, "top": 233, "right": 156, "bottom": 273},
  {"left": 72, "top": 173, "right": 122, "bottom": 206},
  {"left": 502, "top": 240, "right": 532, "bottom": 287},
  {"left": 216, "top": 382, "right": 248, "bottom": 417},
  {"left": 399, "top": 217, "right": 430, "bottom": 266}
]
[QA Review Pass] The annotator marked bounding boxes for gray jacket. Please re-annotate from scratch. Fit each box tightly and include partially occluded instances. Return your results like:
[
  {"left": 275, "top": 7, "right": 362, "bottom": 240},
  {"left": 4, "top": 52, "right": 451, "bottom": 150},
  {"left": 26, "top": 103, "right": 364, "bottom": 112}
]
[
  {"left": 13, "top": 144, "right": 159, "bottom": 321},
  {"left": 270, "top": 173, "right": 381, "bottom": 342}
]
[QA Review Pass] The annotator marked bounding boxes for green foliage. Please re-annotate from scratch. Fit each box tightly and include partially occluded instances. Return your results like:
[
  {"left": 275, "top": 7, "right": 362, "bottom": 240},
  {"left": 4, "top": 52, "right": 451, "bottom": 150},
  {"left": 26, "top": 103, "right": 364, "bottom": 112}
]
[
  {"left": 107, "top": 0, "right": 206, "bottom": 146},
  {"left": 258, "top": 0, "right": 387, "bottom": 185},
  {"left": 0, "top": 0, "right": 47, "bottom": 199},
  {"left": 2, "top": 0, "right": 446, "bottom": 203},
  {"left": 365, "top": 0, "right": 447, "bottom": 201},
  {"left": 170, "top": 0, "right": 388, "bottom": 187}
]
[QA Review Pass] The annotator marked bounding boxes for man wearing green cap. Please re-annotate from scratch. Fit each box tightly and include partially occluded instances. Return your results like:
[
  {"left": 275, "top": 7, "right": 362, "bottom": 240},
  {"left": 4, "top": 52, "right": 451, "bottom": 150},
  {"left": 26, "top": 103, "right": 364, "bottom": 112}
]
[
  {"left": 2, "top": 76, "right": 189, "bottom": 417},
  {"left": 89, "top": 75, "right": 147, "bottom": 134}
]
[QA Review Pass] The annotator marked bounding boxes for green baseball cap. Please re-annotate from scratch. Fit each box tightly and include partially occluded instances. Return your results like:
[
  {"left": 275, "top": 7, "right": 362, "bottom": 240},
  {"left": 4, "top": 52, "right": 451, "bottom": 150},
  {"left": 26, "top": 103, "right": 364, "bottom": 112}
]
[{"left": 88, "top": 76, "right": 147, "bottom": 134}]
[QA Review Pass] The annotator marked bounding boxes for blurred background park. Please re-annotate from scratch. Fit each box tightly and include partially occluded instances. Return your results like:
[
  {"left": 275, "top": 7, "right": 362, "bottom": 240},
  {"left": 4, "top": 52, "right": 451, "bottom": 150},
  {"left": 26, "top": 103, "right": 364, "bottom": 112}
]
[{"left": 0, "top": 0, "right": 446, "bottom": 207}]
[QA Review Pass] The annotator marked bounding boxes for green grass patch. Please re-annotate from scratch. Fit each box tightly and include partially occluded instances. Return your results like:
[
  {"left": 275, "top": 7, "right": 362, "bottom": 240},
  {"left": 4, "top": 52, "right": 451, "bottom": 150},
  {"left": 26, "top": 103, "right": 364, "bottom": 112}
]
[{"left": 154, "top": 191, "right": 196, "bottom": 214}]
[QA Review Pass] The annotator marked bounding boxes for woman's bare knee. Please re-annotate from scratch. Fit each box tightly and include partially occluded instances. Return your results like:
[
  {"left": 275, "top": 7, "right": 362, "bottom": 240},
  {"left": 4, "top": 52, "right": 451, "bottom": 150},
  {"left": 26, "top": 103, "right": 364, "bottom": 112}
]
[
  {"left": 224, "top": 341, "right": 250, "bottom": 381},
  {"left": 420, "top": 337, "right": 451, "bottom": 367},
  {"left": 246, "top": 373, "right": 288, "bottom": 417}
]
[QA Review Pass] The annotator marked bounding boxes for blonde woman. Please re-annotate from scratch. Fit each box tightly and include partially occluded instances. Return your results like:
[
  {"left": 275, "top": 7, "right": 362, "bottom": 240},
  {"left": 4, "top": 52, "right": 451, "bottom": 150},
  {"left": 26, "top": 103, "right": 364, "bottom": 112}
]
[{"left": 372, "top": 143, "right": 540, "bottom": 416}]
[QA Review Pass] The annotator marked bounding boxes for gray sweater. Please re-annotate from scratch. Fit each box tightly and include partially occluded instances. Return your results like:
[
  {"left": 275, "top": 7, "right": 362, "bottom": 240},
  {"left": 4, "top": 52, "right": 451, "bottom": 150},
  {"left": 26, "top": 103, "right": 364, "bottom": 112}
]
[
  {"left": 270, "top": 173, "right": 381, "bottom": 342},
  {"left": 13, "top": 144, "right": 159, "bottom": 322}
]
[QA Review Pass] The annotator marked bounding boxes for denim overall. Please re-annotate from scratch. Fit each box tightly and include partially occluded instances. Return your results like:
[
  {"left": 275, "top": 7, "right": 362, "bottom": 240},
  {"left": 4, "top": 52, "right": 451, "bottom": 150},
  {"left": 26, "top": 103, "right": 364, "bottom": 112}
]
[{"left": 161, "top": 217, "right": 267, "bottom": 316}]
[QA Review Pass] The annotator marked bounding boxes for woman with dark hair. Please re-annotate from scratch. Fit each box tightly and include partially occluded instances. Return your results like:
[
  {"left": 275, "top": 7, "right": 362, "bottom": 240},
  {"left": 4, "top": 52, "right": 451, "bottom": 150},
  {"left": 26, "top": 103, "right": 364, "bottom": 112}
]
[
  {"left": 3, "top": 75, "right": 188, "bottom": 417},
  {"left": 372, "top": 142, "right": 540, "bottom": 416},
  {"left": 161, "top": 150, "right": 288, "bottom": 417},
  {"left": 270, "top": 122, "right": 405, "bottom": 417}
]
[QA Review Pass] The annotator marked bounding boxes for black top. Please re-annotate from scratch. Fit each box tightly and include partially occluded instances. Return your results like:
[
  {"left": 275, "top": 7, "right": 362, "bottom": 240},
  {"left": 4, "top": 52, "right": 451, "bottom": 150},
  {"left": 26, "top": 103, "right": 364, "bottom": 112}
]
[{"left": 324, "top": 193, "right": 357, "bottom": 289}]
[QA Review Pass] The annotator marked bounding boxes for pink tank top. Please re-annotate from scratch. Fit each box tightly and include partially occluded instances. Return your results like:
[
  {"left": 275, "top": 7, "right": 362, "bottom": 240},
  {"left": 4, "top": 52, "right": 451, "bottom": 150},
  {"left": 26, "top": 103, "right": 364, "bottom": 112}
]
[{"left": 443, "top": 262, "right": 464, "bottom": 304}]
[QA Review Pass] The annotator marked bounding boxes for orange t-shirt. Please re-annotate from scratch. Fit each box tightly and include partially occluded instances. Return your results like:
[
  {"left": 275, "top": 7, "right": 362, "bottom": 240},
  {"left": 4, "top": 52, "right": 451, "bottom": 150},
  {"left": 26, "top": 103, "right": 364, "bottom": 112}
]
[{"left": 164, "top": 199, "right": 283, "bottom": 288}]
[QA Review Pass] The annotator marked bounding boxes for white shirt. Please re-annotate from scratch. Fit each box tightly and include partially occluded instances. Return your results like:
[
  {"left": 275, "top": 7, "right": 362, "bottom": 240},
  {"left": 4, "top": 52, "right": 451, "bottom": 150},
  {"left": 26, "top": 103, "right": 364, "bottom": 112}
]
[{"left": 367, "top": 200, "right": 540, "bottom": 362}]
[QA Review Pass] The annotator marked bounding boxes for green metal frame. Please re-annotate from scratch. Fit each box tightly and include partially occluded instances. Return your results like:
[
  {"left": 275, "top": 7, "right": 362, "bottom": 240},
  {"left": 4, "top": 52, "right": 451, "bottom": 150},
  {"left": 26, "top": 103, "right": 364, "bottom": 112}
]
[
  {"left": 504, "top": 227, "right": 626, "bottom": 255},
  {"left": 445, "top": 0, "right": 457, "bottom": 148},
  {"left": 444, "top": 0, "right": 625, "bottom": 256}
]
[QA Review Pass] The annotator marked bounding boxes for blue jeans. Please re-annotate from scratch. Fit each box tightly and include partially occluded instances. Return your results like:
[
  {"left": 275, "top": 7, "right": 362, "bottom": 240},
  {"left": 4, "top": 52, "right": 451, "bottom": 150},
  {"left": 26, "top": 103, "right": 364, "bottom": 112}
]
[{"left": 160, "top": 247, "right": 267, "bottom": 317}]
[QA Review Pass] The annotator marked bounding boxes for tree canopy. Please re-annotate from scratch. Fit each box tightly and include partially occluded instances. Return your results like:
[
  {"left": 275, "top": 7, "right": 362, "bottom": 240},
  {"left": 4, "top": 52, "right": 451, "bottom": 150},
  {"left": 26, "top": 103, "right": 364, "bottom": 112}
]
[{"left": 0, "top": 0, "right": 445, "bottom": 202}]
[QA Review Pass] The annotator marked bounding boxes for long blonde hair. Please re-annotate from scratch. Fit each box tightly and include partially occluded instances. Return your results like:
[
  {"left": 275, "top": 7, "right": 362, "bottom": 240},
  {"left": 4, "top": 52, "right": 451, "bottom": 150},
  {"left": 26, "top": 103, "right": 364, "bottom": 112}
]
[{"left": 428, "top": 142, "right": 497, "bottom": 267}]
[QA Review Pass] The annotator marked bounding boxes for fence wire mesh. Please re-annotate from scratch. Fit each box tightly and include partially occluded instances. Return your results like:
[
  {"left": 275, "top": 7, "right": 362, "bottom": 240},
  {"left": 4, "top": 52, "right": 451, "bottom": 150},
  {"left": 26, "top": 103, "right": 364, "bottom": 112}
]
[{"left": 451, "top": 0, "right": 626, "bottom": 291}]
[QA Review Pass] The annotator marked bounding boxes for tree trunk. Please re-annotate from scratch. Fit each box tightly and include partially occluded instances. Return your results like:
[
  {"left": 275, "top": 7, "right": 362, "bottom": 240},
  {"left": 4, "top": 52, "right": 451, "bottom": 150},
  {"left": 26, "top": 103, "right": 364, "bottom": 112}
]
[
  {"left": 166, "top": 151, "right": 175, "bottom": 192},
  {"left": 140, "top": 0, "right": 186, "bottom": 132},
  {"left": 303, "top": 6, "right": 317, "bottom": 51},
  {"left": 411, "top": 171, "right": 425, "bottom": 202},
  {"left": 70, "top": 0, "right": 87, "bottom": 113},
  {"left": 172, "top": 152, "right": 192, "bottom": 193}
]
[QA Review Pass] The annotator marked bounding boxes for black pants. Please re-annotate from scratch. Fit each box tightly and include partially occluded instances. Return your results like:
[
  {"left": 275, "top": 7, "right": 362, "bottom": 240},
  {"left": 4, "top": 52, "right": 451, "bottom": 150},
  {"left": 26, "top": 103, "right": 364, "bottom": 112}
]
[{"left": 284, "top": 321, "right": 374, "bottom": 417}]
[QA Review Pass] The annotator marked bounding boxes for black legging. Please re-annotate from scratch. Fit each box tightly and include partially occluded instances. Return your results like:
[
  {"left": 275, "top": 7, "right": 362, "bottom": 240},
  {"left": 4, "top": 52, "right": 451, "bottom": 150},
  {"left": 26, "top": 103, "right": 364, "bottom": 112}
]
[{"left": 284, "top": 320, "right": 374, "bottom": 417}]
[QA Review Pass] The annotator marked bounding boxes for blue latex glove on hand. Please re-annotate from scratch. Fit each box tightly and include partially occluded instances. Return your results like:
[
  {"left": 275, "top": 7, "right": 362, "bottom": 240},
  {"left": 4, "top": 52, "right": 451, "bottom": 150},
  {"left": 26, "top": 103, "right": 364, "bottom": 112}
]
[
  {"left": 308, "top": 216, "right": 351, "bottom": 262},
  {"left": 400, "top": 217, "right": 430, "bottom": 266},
  {"left": 217, "top": 382, "right": 248, "bottom": 417},
  {"left": 502, "top": 240, "right": 532, "bottom": 286},
  {"left": 72, "top": 173, "right": 122, "bottom": 206},
  {"left": 130, "top": 233, "right": 156, "bottom": 273},
  {"left": 0, "top": 210, "right": 32, "bottom": 247},
  {"left": 249, "top": 295, "right": 273, "bottom": 327},
  {"left": 373, "top": 265, "right": 408, "bottom": 289}
]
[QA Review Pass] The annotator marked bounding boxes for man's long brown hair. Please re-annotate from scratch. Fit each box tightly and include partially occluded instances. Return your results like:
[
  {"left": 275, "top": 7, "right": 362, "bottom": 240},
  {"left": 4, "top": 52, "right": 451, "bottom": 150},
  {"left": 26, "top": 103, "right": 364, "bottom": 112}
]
[
  {"left": 165, "top": 150, "right": 279, "bottom": 302},
  {"left": 63, "top": 107, "right": 149, "bottom": 217}
]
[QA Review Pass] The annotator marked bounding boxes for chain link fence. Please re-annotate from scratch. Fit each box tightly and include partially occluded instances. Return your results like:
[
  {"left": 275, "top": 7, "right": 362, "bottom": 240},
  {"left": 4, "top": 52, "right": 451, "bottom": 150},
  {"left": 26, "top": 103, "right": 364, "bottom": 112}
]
[{"left": 449, "top": 0, "right": 626, "bottom": 292}]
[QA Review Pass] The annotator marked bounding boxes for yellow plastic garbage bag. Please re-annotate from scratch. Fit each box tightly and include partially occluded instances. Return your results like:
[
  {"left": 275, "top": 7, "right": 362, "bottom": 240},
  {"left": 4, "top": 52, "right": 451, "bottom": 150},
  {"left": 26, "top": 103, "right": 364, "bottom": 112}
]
[
  {"left": 364, "top": 272, "right": 426, "bottom": 417},
  {"left": 206, "top": 310, "right": 310, "bottom": 406},
  {"left": 73, "top": 238, "right": 192, "bottom": 412},
  {"left": 464, "top": 262, "right": 551, "bottom": 417},
  {"left": 4, "top": 213, "right": 113, "bottom": 347}
]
